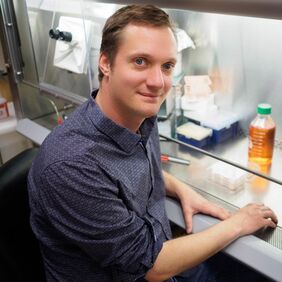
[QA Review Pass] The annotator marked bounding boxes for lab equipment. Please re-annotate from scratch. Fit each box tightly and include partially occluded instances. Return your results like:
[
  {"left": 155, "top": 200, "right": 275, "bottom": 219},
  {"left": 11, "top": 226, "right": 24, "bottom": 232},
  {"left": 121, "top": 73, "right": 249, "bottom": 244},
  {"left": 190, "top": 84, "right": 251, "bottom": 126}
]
[
  {"left": 248, "top": 103, "right": 275, "bottom": 165},
  {"left": 176, "top": 122, "right": 212, "bottom": 148},
  {"left": 49, "top": 28, "right": 72, "bottom": 42},
  {"left": 161, "top": 154, "right": 190, "bottom": 165},
  {"left": 208, "top": 162, "right": 246, "bottom": 192}
]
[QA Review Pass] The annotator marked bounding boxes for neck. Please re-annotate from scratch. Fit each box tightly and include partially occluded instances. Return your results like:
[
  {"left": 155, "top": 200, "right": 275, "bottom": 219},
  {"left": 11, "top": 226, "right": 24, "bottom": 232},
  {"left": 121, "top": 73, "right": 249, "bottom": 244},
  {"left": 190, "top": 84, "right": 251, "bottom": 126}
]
[{"left": 95, "top": 82, "right": 144, "bottom": 132}]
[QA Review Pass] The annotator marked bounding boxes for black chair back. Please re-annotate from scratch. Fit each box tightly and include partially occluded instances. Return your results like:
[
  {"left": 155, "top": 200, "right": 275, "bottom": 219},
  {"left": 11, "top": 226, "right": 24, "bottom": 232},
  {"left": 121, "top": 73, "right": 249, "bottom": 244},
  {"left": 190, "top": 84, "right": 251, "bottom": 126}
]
[{"left": 0, "top": 148, "right": 45, "bottom": 282}]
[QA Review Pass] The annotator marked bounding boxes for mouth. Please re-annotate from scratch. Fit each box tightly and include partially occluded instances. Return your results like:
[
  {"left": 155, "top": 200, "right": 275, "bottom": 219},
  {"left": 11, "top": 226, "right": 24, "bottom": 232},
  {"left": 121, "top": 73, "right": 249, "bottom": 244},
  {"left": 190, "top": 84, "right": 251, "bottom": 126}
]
[{"left": 138, "top": 92, "right": 160, "bottom": 98}]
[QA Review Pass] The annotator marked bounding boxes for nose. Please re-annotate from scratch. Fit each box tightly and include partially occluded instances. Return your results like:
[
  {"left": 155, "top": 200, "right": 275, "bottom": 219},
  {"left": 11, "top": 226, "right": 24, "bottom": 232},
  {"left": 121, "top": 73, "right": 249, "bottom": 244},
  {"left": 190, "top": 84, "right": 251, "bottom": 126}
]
[{"left": 146, "top": 66, "right": 165, "bottom": 90}]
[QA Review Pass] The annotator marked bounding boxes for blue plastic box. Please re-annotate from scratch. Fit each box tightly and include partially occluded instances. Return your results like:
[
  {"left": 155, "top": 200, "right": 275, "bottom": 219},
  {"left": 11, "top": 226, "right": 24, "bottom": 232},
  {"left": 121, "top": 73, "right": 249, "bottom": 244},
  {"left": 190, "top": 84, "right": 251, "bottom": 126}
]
[
  {"left": 183, "top": 111, "right": 239, "bottom": 144},
  {"left": 211, "top": 121, "right": 239, "bottom": 144},
  {"left": 177, "top": 133, "right": 211, "bottom": 148},
  {"left": 176, "top": 122, "right": 213, "bottom": 148}
]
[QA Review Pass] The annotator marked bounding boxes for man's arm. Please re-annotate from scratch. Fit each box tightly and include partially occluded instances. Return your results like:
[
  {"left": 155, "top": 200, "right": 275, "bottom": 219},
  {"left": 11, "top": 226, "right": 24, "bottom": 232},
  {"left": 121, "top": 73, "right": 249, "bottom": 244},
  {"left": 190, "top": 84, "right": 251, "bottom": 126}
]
[{"left": 144, "top": 171, "right": 278, "bottom": 282}]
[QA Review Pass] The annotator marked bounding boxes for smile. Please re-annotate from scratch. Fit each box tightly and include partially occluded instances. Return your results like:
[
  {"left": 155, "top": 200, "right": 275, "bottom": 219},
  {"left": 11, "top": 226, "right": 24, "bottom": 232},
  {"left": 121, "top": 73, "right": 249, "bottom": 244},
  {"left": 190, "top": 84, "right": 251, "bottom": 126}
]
[{"left": 138, "top": 92, "right": 160, "bottom": 98}]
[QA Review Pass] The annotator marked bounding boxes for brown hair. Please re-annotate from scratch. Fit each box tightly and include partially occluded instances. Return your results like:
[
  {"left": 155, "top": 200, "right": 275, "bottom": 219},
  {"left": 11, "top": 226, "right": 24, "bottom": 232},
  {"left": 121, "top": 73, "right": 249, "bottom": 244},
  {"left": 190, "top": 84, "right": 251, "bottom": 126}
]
[{"left": 98, "top": 4, "right": 175, "bottom": 82}]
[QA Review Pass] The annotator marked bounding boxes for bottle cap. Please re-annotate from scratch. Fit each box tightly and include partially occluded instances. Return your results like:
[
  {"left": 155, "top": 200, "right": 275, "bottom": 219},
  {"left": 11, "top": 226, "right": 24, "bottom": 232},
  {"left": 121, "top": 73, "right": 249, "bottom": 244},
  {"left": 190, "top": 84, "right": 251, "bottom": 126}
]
[{"left": 257, "top": 103, "right": 271, "bottom": 115}]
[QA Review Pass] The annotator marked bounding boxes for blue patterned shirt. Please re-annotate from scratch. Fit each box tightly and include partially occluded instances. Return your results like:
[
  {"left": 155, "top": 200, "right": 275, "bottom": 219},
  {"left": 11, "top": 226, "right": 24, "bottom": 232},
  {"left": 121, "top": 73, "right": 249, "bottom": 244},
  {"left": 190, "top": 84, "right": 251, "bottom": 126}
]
[{"left": 28, "top": 90, "right": 172, "bottom": 282}]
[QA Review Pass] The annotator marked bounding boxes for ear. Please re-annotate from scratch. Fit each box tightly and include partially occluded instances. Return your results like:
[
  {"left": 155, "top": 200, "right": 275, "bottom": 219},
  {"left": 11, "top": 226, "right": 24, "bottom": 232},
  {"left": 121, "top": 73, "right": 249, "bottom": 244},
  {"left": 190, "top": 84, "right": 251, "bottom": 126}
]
[{"left": 99, "top": 53, "right": 111, "bottom": 77}]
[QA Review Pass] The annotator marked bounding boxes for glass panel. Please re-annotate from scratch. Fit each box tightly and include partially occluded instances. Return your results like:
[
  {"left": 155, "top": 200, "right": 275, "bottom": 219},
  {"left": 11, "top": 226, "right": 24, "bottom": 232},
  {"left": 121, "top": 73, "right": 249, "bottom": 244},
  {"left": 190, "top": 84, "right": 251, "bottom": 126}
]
[
  {"left": 156, "top": 8, "right": 282, "bottom": 186},
  {"left": 12, "top": 0, "right": 282, "bottom": 191}
]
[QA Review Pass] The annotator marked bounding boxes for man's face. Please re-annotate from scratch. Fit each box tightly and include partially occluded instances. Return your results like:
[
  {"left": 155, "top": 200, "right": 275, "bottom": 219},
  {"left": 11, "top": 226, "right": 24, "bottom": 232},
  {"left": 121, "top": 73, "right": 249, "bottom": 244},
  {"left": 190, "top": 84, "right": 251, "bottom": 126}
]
[{"left": 102, "top": 24, "right": 177, "bottom": 122}]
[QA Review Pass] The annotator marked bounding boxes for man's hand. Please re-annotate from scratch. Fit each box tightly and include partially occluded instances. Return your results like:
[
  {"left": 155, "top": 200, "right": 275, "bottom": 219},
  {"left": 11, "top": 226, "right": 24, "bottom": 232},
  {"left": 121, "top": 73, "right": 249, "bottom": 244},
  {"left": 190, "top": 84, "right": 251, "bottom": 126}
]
[
  {"left": 177, "top": 185, "right": 230, "bottom": 233},
  {"left": 163, "top": 171, "right": 230, "bottom": 233},
  {"left": 228, "top": 203, "right": 278, "bottom": 237}
]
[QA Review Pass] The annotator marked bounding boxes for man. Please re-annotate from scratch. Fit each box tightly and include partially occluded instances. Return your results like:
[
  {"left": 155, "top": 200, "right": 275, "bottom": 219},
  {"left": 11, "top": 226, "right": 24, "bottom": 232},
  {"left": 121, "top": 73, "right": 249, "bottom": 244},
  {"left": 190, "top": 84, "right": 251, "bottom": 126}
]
[{"left": 28, "top": 5, "right": 277, "bottom": 282}]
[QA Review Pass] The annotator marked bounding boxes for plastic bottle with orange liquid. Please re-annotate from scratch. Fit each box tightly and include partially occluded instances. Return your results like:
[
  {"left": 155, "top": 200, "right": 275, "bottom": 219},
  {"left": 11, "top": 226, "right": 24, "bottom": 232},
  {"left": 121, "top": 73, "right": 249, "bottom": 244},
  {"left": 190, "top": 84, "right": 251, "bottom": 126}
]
[{"left": 248, "top": 103, "right": 275, "bottom": 165}]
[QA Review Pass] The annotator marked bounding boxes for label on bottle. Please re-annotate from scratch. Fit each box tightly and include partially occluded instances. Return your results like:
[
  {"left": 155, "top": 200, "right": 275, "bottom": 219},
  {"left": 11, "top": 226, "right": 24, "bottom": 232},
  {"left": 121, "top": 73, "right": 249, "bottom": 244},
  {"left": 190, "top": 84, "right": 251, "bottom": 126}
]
[{"left": 248, "top": 125, "right": 275, "bottom": 165}]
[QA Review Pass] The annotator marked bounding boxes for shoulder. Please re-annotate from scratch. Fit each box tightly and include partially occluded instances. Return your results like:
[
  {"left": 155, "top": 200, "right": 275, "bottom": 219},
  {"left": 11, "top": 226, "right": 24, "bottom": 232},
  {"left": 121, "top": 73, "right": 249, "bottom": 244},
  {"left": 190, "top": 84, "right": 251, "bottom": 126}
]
[{"left": 38, "top": 102, "right": 101, "bottom": 168}]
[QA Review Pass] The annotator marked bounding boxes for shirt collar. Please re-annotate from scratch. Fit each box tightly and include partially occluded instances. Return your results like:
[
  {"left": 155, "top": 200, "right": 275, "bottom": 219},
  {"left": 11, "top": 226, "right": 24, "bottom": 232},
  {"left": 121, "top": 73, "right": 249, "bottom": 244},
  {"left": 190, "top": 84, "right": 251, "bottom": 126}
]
[{"left": 87, "top": 90, "right": 157, "bottom": 153}]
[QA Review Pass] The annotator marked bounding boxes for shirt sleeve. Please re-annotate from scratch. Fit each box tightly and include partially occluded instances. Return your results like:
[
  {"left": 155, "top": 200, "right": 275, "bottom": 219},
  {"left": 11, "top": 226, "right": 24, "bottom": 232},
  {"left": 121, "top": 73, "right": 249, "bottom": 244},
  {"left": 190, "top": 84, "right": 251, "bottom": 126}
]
[{"left": 39, "top": 159, "right": 163, "bottom": 280}]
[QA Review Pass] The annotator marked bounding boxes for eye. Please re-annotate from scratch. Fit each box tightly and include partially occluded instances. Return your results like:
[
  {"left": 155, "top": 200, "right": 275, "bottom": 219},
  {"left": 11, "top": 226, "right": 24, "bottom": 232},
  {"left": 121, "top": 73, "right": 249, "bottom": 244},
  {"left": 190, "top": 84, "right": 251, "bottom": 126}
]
[
  {"left": 162, "top": 62, "right": 175, "bottom": 72},
  {"left": 134, "top": 57, "right": 146, "bottom": 66}
]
